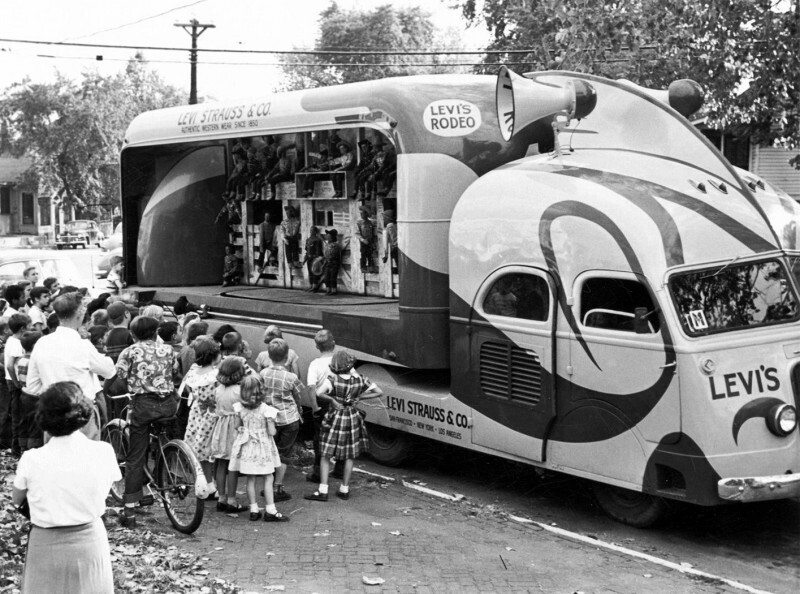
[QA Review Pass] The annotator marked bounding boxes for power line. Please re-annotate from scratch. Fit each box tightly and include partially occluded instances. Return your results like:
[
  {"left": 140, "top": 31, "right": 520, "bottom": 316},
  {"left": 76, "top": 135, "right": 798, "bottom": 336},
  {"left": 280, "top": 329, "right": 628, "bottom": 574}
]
[
  {"left": 0, "top": 37, "right": 550, "bottom": 56},
  {"left": 6, "top": 50, "right": 539, "bottom": 69},
  {"left": 61, "top": 1, "right": 209, "bottom": 43}
]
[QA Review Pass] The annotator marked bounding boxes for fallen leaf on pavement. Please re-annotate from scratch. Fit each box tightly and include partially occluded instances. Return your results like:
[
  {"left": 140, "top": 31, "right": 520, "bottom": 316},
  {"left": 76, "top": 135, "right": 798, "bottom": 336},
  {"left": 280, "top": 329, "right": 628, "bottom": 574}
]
[{"left": 362, "top": 576, "right": 385, "bottom": 585}]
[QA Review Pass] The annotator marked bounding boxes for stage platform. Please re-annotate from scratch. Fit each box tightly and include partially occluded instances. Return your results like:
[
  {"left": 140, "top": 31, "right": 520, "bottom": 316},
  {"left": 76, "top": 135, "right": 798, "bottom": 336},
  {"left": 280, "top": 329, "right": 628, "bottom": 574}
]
[{"left": 140, "top": 285, "right": 400, "bottom": 329}]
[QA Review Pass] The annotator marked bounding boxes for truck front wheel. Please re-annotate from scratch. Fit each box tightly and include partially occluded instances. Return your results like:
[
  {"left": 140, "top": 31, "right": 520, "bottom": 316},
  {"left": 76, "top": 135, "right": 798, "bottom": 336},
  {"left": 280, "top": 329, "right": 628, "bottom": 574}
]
[
  {"left": 592, "top": 483, "right": 668, "bottom": 528},
  {"left": 367, "top": 424, "right": 414, "bottom": 467}
]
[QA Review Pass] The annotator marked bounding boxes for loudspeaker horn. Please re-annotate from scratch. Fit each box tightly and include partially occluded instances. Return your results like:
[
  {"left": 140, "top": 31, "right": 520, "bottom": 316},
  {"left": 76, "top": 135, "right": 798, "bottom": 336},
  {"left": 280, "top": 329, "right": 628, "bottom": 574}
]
[{"left": 496, "top": 66, "right": 597, "bottom": 141}]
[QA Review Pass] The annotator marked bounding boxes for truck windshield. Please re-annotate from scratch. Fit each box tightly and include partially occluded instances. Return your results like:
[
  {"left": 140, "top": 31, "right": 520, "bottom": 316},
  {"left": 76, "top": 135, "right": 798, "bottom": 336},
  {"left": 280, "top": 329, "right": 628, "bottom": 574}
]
[{"left": 669, "top": 259, "right": 799, "bottom": 336}]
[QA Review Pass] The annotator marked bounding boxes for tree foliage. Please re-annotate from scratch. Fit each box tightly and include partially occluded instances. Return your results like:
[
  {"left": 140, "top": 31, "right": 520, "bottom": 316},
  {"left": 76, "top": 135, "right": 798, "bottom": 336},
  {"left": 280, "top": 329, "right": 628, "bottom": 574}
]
[
  {"left": 0, "top": 54, "right": 185, "bottom": 216},
  {"left": 457, "top": 0, "right": 800, "bottom": 159},
  {"left": 278, "top": 2, "right": 466, "bottom": 91}
]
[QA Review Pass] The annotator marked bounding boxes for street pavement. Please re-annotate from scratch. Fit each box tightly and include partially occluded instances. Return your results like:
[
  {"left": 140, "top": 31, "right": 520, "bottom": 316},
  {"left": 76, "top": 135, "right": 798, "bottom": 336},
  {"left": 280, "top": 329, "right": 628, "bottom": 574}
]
[{"left": 157, "top": 465, "right": 741, "bottom": 594}]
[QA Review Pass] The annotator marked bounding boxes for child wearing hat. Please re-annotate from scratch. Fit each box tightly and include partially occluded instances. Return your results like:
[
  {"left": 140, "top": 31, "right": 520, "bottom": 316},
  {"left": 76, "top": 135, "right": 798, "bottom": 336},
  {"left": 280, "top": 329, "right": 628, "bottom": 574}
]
[
  {"left": 303, "top": 226, "right": 324, "bottom": 290},
  {"left": 280, "top": 206, "right": 302, "bottom": 268},
  {"left": 300, "top": 146, "right": 331, "bottom": 198},
  {"left": 350, "top": 139, "right": 375, "bottom": 199},
  {"left": 304, "top": 350, "right": 383, "bottom": 501},
  {"left": 320, "top": 229, "right": 342, "bottom": 295},
  {"left": 368, "top": 136, "right": 396, "bottom": 197},
  {"left": 330, "top": 141, "right": 355, "bottom": 198}
]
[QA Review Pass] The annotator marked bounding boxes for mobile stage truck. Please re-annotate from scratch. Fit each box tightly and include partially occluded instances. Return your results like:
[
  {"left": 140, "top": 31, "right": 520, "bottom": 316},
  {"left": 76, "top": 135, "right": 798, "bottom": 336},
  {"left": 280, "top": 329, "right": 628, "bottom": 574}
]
[{"left": 120, "top": 68, "right": 800, "bottom": 526}]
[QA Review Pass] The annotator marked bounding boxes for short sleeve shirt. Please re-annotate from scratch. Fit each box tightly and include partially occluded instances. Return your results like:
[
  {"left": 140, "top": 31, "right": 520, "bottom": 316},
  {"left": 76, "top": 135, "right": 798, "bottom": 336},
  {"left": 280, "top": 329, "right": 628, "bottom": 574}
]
[
  {"left": 259, "top": 366, "right": 303, "bottom": 425},
  {"left": 4, "top": 336, "right": 23, "bottom": 381},
  {"left": 14, "top": 432, "right": 121, "bottom": 527},
  {"left": 116, "top": 340, "right": 179, "bottom": 395},
  {"left": 255, "top": 348, "right": 299, "bottom": 375},
  {"left": 28, "top": 305, "right": 47, "bottom": 328}
]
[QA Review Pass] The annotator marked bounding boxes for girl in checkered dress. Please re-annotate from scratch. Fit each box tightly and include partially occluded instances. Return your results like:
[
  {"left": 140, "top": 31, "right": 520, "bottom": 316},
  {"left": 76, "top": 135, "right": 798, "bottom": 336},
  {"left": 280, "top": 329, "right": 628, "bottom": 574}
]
[{"left": 304, "top": 350, "right": 383, "bottom": 502}]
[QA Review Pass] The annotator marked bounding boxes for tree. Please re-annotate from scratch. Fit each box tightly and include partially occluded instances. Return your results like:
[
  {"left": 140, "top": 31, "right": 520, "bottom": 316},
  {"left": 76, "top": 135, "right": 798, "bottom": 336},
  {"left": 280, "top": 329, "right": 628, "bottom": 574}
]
[
  {"left": 457, "top": 0, "right": 800, "bottom": 163},
  {"left": 0, "top": 54, "right": 185, "bottom": 217},
  {"left": 277, "top": 2, "right": 467, "bottom": 91}
]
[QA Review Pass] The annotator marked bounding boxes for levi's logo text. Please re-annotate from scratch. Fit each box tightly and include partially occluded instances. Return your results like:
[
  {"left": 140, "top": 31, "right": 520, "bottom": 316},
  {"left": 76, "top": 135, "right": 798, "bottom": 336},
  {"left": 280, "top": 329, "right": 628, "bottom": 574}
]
[
  {"left": 176, "top": 102, "right": 272, "bottom": 134},
  {"left": 423, "top": 100, "right": 482, "bottom": 137},
  {"left": 709, "top": 365, "right": 780, "bottom": 400}
]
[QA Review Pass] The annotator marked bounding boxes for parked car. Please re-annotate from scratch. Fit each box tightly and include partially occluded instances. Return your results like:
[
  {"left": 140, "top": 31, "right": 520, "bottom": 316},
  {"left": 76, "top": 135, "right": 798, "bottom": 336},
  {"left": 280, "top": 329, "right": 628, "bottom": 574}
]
[
  {"left": 95, "top": 247, "right": 123, "bottom": 279},
  {"left": 0, "top": 249, "right": 94, "bottom": 290},
  {"left": 100, "top": 223, "right": 122, "bottom": 252},
  {"left": 56, "top": 219, "right": 105, "bottom": 249}
]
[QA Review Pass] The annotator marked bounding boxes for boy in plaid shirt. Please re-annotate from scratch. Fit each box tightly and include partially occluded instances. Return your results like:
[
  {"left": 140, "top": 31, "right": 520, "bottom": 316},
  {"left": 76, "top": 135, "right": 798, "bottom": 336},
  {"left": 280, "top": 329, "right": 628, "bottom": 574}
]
[{"left": 259, "top": 338, "right": 305, "bottom": 502}]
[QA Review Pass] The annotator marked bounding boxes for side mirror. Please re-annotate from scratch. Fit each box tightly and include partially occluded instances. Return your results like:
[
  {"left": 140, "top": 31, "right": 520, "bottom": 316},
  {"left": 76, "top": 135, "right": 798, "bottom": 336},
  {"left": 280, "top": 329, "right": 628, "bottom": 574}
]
[{"left": 634, "top": 307, "right": 651, "bottom": 334}]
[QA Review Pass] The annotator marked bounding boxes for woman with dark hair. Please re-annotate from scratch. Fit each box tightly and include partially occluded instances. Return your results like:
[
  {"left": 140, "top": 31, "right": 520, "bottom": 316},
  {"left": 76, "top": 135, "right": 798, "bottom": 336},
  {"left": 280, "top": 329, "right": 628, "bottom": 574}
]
[{"left": 12, "top": 381, "right": 120, "bottom": 593}]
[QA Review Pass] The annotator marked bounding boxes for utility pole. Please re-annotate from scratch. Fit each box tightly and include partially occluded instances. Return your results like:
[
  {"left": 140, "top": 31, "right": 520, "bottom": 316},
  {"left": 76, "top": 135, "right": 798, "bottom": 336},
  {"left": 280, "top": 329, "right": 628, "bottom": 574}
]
[{"left": 174, "top": 19, "right": 215, "bottom": 105}]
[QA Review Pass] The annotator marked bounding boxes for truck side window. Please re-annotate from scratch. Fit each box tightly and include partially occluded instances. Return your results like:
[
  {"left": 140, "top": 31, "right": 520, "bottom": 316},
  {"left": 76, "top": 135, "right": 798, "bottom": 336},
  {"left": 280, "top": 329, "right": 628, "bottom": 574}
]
[
  {"left": 580, "top": 277, "right": 659, "bottom": 333},
  {"left": 483, "top": 273, "right": 549, "bottom": 321}
]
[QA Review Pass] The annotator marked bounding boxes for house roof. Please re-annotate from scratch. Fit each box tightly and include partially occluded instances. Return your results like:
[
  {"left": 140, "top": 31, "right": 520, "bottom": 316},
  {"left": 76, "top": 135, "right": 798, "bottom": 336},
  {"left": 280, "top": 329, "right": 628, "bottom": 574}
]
[{"left": 0, "top": 154, "right": 33, "bottom": 184}]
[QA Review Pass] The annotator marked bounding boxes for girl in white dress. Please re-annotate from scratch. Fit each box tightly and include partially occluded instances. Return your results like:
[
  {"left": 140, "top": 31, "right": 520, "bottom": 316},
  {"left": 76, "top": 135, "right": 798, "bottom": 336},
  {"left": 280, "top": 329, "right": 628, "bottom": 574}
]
[
  {"left": 228, "top": 375, "right": 289, "bottom": 522},
  {"left": 210, "top": 356, "right": 247, "bottom": 513}
]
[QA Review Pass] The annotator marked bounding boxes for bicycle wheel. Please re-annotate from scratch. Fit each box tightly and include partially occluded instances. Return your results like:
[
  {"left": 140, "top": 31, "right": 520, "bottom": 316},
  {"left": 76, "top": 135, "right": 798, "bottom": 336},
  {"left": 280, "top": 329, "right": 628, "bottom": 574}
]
[
  {"left": 102, "top": 422, "right": 129, "bottom": 504},
  {"left": 157, "top": 440, "right": 205, "bottom": 534}
]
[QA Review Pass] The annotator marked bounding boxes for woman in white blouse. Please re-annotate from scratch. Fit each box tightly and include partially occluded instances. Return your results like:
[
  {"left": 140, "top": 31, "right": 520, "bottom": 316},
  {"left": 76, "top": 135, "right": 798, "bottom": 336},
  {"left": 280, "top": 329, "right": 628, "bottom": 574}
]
[{"left": 12, "top": 381, "right": 121, "bottom": 593}]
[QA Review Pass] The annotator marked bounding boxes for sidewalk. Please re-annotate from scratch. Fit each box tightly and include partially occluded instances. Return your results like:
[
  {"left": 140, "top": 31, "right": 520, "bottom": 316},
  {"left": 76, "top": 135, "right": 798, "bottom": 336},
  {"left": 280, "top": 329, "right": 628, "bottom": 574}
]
[
  {"left": 160, "top": 467, "right": 740, "bottom": 594},
  {"left": 0, "top": 234, "right": 52, "bottom": 248}
]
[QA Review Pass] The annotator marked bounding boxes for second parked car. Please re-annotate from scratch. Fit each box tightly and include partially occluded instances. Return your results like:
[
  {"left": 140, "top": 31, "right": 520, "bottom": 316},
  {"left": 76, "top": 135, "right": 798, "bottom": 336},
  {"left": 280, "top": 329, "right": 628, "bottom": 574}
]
[{"left": 56, "top": 220, "right": 105, "bottom": 249}]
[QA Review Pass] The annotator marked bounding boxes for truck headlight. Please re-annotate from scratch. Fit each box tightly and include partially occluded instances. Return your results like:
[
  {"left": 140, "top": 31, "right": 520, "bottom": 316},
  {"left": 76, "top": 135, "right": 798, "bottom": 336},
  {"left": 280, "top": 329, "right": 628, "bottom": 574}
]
[{"left": 766, "top": 404, "right": 797, "bottom": 437}]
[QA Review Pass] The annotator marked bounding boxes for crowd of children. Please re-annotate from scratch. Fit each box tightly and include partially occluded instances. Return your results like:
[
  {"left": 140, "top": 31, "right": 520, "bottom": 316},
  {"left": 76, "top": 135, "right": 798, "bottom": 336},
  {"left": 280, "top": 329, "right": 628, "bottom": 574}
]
[
  {"left": 168, "top": 323, "right": 384, "bottom": 518},
  {"left": 1, "top": 266, "right": 386, "bottom": 526}
]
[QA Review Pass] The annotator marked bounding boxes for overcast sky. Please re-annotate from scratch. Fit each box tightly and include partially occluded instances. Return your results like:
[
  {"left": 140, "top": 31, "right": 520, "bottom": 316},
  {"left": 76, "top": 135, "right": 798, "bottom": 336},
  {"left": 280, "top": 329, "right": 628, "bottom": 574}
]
[{"left": 0, "top": 0, "right": 490, "bottom": 101}]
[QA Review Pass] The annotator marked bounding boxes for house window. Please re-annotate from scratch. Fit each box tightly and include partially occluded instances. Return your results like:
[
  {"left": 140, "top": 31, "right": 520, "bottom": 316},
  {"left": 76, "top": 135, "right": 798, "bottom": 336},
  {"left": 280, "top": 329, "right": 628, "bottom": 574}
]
[
  {"left": 39, "top": 197, "right": 51, "bottom": 226},
  {"left": 0, "top": 187, "right": 10, "bottom": 214},
  {"left": 22, "top": 193, "right": 35, "bottom": 225}
]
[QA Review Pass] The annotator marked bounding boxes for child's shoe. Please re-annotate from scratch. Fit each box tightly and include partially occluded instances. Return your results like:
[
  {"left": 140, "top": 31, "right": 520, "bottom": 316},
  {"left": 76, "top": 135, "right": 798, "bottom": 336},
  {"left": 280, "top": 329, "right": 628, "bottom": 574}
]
[
  {"left": 273, "top": 486, "right": 292, "bottom": 502},
  {"left": 304, "top": 491, "right": 329, "bottom": 502},
  {"left": 336, "top": 490, "right": 350, "bottom": 501},
  {"left": 120, "top": 507, "right": 137, "bottom": 528},
  {"left": 249, "top": 511, "right": 263, "bottom": 521},
  {"left": 264, "top": 511, "right": 290, "bottom": 522}
]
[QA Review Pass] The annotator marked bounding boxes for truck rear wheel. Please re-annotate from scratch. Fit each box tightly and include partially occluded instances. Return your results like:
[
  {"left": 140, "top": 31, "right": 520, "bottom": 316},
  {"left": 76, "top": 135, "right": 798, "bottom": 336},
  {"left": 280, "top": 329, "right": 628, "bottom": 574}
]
[
  {"left": 592, "top": 483, "right": 667, "bottom": 528},
  {"left": 367, "top": 424, "right": 414, "bottom": 467}
]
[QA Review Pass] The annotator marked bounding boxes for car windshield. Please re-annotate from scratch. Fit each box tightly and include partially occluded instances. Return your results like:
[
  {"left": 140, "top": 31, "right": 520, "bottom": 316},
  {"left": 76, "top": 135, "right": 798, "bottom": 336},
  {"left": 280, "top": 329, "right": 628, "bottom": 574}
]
[
  {"left": 669, "top": 259, "right": 800, "bottom": 336},
  {"left": 67, "top": 221, "right": 91, "bottom": 230},
  {"left": 0, "top": 258, "right": 85, "bottom": 286}
]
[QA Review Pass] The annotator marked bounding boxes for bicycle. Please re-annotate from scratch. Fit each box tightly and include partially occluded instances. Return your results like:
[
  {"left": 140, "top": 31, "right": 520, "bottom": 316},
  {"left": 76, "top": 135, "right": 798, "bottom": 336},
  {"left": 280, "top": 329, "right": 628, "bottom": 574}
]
[{"left": 102, "top": 394, "right": 207, "bottom": 534}]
